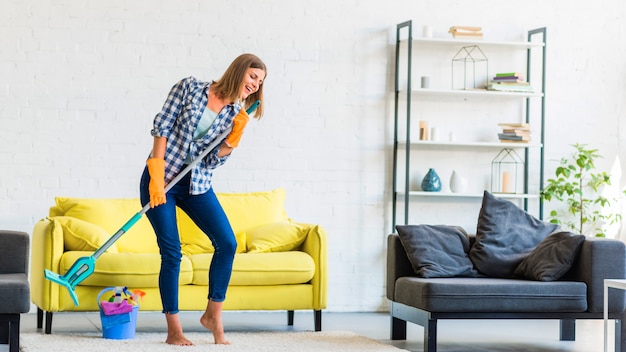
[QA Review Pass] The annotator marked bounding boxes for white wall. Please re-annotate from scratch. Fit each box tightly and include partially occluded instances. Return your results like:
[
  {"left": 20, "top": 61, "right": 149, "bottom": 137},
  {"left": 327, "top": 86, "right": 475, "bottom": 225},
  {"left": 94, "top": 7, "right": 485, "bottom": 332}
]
[{"left": 1, "top": 0, "right": 625, "bottom": 311}]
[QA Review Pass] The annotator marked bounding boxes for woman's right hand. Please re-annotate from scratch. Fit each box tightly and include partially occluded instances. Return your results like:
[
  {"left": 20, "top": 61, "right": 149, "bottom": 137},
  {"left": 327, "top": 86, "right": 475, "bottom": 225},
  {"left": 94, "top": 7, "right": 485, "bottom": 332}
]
[{"left": 146, "top": 158, "right": 166, "bottom": 208}]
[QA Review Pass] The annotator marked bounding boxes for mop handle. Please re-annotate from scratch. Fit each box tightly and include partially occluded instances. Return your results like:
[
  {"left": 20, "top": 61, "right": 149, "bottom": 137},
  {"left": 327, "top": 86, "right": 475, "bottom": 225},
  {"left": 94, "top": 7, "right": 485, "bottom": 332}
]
[
  {"left": 162, "top": 99, "right": 260, "bottom": 196},
  {"left": 162, "top": 127, "right": 232, "bottom": 195},
  {"left": 92, "top": 101, "right": 260, "bottom": 259}
]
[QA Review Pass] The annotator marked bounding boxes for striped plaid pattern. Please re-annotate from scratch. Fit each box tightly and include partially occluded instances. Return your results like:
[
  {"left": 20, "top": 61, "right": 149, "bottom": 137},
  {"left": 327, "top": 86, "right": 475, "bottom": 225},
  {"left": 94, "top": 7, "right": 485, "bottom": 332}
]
[{"left": 150, "top": 76, "right": 241, "bottom": 195}]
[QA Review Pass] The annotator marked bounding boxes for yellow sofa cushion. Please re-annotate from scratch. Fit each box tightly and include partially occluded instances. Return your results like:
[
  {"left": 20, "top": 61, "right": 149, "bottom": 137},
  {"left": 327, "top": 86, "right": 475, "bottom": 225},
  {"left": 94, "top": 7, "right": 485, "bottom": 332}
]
[
  {"left": 51, "top": 216, "right": 118, "bottom": 253},
  {"left": 59, "top": 251, "right": 193, "bottom": 288},
  {"left": 246, "top": 221, "right": 308, "bottom": 253},
  {"left": 52, "top": 197, "right": 160, "bottom": 254},
  {"left": 179, "top": 188, "right": 288, "bottom": 254},
  {"left": 216, "top": 188, "right": 288, "bottom": 234},
  {"left": 188, "top": 251, "right": 315, "bottom": 286},
  {"left": 177, "top": 211, "right": 247, "bottom": 255}
]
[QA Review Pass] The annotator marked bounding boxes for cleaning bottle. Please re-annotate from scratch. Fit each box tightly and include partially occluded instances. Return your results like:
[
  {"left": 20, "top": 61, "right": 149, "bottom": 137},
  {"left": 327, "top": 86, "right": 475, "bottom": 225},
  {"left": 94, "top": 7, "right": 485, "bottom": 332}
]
[
  {"left": 108, "top": 286, "right": 126, "bottom": 303},
  {"left": 130, "top": 289, "right": 146, "bottom": 306}
]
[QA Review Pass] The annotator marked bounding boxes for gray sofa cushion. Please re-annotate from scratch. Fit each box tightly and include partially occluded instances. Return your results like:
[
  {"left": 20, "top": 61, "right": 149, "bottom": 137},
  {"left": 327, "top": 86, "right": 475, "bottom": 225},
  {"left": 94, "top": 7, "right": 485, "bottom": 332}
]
[
  {"left": 514, "top": 231, "right": 585, "bottom": 281},
  {"left": 393, "top": 277, "right": 587, "bottom": 313},
  {"left": 396, "top": 225, "right": 477, "bottom": 278},
  {"left": 0, "top": 273, "right": 31, "bottom": 313},
  {"left": 469, "top": 191, "right": 559, "bottom": 278}
]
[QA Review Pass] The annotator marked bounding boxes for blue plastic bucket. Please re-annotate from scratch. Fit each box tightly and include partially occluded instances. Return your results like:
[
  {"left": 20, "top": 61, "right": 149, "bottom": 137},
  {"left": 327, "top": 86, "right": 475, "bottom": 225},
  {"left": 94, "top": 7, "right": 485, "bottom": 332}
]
[{"left": 97, "top": 287, "right": 139, "bottom": 340}]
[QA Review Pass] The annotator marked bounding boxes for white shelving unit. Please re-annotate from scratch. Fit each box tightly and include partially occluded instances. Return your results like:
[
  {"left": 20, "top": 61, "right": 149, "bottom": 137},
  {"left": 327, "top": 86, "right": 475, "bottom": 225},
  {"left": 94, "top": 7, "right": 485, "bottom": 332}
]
[{"left": 391, "top": 21, "right": 547, "bottom": 231}]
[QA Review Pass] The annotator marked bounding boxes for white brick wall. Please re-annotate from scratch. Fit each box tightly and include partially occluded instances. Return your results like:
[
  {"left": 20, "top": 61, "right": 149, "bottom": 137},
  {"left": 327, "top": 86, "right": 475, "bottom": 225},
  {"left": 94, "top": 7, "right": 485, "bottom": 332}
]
[{"left": 1, "top": 0, "right": 625, "bottom": 312}]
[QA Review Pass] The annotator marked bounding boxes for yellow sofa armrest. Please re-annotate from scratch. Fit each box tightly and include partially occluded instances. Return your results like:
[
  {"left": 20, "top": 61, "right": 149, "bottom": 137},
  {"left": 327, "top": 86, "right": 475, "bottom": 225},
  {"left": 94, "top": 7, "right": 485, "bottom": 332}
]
[
  {"left": 31, "top": 218, "right": 65, "bottom": 311},
  {"left": 297, "top": 223, "right": 328, "bottom": 310}
]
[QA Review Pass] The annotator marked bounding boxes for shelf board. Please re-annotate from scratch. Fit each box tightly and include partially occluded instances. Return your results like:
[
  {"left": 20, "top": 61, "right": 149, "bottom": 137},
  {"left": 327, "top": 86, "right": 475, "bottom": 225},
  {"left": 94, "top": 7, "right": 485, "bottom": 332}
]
[
  {"left": 397, "top": 191, "right": 540, "bottom": 199},
  {"left": 406, "top": 37, "right": 545, "bottom": 49},
  {"left": 404, "top": 88, "right": 543, "bottom": 98},
  {"left": 398, "top": 141, "right": 542, "bottom": 148}
]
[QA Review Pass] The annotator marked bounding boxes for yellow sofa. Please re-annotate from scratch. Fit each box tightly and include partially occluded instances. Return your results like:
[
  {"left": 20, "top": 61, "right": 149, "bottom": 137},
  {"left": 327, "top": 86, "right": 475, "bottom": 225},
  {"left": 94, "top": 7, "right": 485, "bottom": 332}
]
[{"left": 30, "top": 188, "right": 327, "bottom": 334}]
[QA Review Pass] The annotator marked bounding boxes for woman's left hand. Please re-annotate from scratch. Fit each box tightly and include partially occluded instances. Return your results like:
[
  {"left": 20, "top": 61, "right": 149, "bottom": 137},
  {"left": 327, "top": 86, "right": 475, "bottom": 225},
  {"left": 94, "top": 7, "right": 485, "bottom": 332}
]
[{"left": 225, "top": 109, "right": 250, "bottom": 148}]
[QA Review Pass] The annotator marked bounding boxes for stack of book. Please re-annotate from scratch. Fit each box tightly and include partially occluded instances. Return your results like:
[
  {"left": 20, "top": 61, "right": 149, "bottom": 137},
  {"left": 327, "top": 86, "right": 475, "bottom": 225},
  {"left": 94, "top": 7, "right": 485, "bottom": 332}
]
[
  {"left": 497, "top": 123, "right": 531, "bottom": 143},
  {"left": 487, "top": 72, "right": 534, "bottom": 93},
  {"left": 448, "top": 26, "right": 483, "bottom": 39}
]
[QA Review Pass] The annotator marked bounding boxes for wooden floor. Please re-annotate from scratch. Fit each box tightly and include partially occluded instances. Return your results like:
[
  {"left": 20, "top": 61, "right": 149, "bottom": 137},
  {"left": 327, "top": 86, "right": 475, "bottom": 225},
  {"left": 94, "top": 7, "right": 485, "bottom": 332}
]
[{"left": 4, "top": 310, "right": 611, "bottom": 351}]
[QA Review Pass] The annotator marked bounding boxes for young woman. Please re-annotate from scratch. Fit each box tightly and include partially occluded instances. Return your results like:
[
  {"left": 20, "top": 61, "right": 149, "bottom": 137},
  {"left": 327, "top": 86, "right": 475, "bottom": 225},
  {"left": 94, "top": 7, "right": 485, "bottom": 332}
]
[{"left": 139, "top": 53, "right": 266, "bottom": 346}]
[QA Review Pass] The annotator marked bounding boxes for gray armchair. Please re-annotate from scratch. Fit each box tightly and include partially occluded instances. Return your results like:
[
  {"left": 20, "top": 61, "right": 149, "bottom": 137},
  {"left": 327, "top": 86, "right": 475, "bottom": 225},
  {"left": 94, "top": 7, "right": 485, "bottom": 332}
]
[{"left": 0, "top": 230, "right": 30, "bottom": 352}]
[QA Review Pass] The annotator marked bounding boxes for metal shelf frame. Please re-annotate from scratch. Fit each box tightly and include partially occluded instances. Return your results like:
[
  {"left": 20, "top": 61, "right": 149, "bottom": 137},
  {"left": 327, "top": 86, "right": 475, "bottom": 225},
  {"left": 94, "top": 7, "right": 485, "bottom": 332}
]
[{"left": 391, "top": 21, "right": 547, "bottom": 232}]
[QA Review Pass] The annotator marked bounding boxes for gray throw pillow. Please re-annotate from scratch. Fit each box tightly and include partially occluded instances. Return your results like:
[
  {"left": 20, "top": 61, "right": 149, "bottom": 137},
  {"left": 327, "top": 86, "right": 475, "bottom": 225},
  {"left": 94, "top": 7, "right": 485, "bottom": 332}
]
[
  {"left": 514, "top": 231, "right": 585, "bottom": 281},
  {"left": 396, "top": 224, "right": 478, "bottom": 278},
  {"left": 468, "top": 191, "right": 559, "bottom": 278}
]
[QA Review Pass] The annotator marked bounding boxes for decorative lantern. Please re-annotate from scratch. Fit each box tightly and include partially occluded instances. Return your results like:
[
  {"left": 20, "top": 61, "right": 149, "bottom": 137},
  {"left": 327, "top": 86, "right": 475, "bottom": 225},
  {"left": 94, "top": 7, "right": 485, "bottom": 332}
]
[
  {"left": 491, "top": 148, "right": 523, "bottom": 194},
  {"left": 451, "top": 45, "right": 488, "bottom": 90}
]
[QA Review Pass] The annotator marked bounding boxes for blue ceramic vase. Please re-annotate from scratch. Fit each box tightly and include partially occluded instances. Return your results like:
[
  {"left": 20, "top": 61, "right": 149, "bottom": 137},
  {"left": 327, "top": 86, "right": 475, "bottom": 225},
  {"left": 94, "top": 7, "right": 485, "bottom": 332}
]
[{"left": 421, "top": 168, "right": 442, "bottom": 192}]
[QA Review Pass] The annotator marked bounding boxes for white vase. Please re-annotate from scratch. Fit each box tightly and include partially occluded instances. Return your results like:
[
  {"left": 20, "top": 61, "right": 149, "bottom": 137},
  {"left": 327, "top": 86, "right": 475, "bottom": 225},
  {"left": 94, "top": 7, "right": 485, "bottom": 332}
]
[{"left": 450, "top": 170, "right": 468, "bottom": 193}]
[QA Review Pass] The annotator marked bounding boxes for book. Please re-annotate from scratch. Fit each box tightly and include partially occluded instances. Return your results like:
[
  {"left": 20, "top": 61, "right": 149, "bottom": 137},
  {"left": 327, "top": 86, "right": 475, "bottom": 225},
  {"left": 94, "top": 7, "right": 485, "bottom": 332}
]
[
  {"left": 448, "top": 26, "right": 483, "bottom": 39},
  {"left": 496, "top": 72, "right": 524, "bottom": 77},
  {"left": 502, "top": 129, "right": 531, "bottom": 135},
  {"left": 450, "top": 32, "right": 484, "bottom": 38},
  {"left": 449, "top": 26, "right": 482, "bottom": 32},
  {"left": 492, "top": 76, "right": 526, "bottom": 82},
  {"left": 490, "top": 83, "right": 531, "bottom": 87},
  {"left": 487, "top": 83, "right": 534, "bottom": 92},
  {"left": 498, "top": 133, "right": 530, "bottom": 141},
  {"left": 501, "top": 139, "right": 531, "bottom": 143},
  {"left": 502, "top": 133, "right": 531, "bottom": 139},
  {"left": 490, "top": 80, "right": 530, "bottom": 86},
  {"left": 449, "top": 29, "right": 483, "bottom": 35},
  {"left": 498, "top": 122, "right": 530, "bottom": 129}
]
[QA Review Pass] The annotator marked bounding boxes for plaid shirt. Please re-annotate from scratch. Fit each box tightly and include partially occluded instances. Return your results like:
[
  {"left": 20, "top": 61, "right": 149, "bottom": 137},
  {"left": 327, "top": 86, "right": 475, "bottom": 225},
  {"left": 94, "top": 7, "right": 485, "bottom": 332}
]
[{"left": 150, "top": 76, "right": 241, "bottom": 195}]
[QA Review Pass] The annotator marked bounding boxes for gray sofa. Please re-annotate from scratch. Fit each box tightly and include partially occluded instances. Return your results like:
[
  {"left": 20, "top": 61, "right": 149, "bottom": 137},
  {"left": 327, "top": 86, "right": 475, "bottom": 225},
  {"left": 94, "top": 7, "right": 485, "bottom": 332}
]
[
  {"left": 0, "top": 230, "right": 30, "bottom": 352},
  {"left": 387, "top": 232, "right": 626, "bottom": 352},
  {"left": 386, "top": 192, "right": 626, "bottom": 352}
]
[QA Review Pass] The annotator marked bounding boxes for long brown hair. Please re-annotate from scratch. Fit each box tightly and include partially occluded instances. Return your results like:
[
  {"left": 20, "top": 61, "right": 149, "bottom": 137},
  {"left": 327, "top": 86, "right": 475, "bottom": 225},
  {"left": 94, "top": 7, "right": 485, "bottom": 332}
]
[{"left": 212, "top": 53, "right": 266, "bottom": 118}]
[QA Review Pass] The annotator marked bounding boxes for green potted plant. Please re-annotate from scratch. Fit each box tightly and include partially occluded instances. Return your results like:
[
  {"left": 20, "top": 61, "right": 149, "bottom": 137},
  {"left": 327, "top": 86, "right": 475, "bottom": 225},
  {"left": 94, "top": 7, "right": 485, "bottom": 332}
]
[{"left": 540, "top": 143, "right": 625, "bottom": 237}]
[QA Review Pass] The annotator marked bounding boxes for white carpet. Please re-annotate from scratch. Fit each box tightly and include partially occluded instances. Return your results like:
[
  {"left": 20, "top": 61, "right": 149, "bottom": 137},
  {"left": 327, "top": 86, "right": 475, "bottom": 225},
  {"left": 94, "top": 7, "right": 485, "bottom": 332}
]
[{"left": 20, "top": 330, "right": 408, "bottom": 352}]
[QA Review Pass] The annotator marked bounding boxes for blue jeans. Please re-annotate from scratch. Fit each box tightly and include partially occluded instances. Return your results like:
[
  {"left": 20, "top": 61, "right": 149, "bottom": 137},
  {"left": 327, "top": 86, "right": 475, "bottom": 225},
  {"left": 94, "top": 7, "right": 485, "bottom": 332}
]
[{"left": 140, "top": 167, "right": 236, "bottom": 314}]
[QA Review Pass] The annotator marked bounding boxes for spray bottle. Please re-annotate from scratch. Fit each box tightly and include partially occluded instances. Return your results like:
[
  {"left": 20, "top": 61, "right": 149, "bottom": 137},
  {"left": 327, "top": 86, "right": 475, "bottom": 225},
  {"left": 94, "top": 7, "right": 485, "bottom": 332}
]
[{"left": 108, "top": 286, "right": 127, "bottom": 303}]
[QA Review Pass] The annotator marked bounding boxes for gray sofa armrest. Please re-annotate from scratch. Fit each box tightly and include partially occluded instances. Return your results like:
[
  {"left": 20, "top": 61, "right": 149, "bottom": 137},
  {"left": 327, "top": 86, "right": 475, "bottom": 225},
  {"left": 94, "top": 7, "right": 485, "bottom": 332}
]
[
  {"left": 0, "top": 230, "right": 30, "bottom": 275},
  {"left": 567, "top": 237, "right": 626, "bottom": 312},
  {"left": 387, "top": 233, "right": 415, "bottom": 300}
]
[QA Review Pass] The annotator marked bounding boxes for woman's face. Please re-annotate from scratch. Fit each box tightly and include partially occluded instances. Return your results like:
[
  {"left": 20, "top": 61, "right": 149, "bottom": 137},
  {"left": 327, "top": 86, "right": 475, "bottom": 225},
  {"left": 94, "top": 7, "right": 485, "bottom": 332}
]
[{"left": 241, "top": 68, "right": 265, "bottom": 99}]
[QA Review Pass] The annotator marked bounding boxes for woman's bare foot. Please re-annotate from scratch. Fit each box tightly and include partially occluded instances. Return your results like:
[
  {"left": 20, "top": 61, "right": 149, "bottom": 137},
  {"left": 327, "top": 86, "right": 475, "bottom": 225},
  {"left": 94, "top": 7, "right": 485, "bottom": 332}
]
[
  {"left": 166, "top": 331, "right": 194, "bottom": 346},
  {"left": 165, "top": 313, "right": 194, "bottom": 346},
  {"left": 200, "top": 300, "right": 230, "bottom": 345}
]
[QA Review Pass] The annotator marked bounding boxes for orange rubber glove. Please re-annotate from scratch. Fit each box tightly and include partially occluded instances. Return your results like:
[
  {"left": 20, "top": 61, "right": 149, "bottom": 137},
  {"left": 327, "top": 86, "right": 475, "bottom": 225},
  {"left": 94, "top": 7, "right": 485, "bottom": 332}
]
[
  {"left": 225, "top": 108, "right": 250, "bottom": 148},
  {"left": 146, "top": 158, "right": 166, "bottom": 208}
]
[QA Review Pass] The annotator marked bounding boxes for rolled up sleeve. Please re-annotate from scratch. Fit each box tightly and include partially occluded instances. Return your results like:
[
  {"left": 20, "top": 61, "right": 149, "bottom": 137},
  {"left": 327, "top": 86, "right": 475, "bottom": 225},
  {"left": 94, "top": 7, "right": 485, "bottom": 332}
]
[{"left": 151, "top": 77, "right": 193, "bottom": 138}]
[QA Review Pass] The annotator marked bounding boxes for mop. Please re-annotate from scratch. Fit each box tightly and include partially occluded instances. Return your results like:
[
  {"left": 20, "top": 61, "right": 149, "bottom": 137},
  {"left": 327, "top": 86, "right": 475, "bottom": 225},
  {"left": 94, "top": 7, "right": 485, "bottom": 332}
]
[{"left": 45, "top": 100, "right": 260, "bottom": 306}]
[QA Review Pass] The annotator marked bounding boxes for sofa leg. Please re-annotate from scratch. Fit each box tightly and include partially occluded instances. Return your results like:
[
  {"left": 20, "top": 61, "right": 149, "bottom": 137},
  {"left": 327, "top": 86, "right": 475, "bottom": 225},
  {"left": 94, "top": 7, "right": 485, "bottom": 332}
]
[
  {"left": 424, "top": 318, "right": 437, "bottom": 352},
  {"left": 314, "top": 310, "right": 322, "bottom": 331},
  {"left": 37, "top": 308, "right": 43, "bottom": 329},
  {"left": 9, "top": 315, "right": 19, "bottom": 352},
  {"left": 0, "top": 320, "right": 6, "bottom": 345},
  {"left": 287, "top": 310, "right": 294, "bottom": 326},
  {"left": 45, "top": 311, "right": 53, "bottom": 334},
  {"left": 390, "top": 315, "right": 407, "bottom": 340},
  {"left": 0, "top": 316, "right": 7, "bottom": 344},
  {"left": 0, "top": 314, "right": 20, "bottom": 352},
  {"left": 559, "top": 319, "right": 575, "bottom": 341}
]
